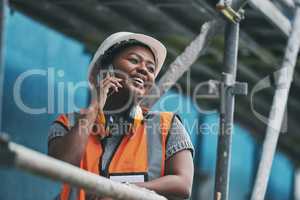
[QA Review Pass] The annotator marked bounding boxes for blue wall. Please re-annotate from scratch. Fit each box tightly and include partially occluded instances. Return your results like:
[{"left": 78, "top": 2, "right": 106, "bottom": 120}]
[
  {"left": 199, "top": 114, "right": 256, "bottom": 200},
  {"left": 266, "top": 152, "right": 294, "bottom": 200},
  {"left": 0, "top": 9, "right": 295, "bottom": 200},
  {"left": 0, "top": 10, "right": 90, "bottom": 200}
]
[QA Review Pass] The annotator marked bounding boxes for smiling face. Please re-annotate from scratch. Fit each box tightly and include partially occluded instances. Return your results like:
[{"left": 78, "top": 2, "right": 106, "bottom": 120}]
[{"left": 112, "top": 45, "right": 156, "bottom": 97}]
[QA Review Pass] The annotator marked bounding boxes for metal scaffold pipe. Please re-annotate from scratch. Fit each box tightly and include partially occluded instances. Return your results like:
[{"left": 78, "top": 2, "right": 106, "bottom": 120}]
[
  {"left": 0, "top": 0, "right": 7, "bottom": 132},
  {"left": 250, "top": 2, "right": 300, "bottom": 200},
  {"left": 295, "top": 168, "right": 300, "bottom": 200},
  {"left": 0, "top": 135, "right": 167, "bottom": 200},
  {"left": 142, "top": 20, "right": 220, "bottom": 108},
  {"left": 214, "top": 1, "right": 247, "bottom": 200},
  {"left": 214, "top": 22, "right": 239, "bottom": 200}
]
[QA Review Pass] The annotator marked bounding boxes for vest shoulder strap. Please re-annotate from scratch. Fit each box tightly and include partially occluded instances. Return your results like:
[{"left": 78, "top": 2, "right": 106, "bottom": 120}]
[
  {"left": 159, "top": 112, "right": 174, "bottom": 136},
  {"left": 146, "top": 111, "right": 175, "bottom": 180},
  {"left": 159, "top": 112, "right": 174, "bottom": 176},
  {"left": 54, "top": 112, "right": 79, "bottom": 130}
]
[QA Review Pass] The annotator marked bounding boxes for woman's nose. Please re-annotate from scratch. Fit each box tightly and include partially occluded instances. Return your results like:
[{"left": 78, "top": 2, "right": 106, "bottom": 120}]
[{"left": 136, "top": 62, "right": 148, "bottom": 76}]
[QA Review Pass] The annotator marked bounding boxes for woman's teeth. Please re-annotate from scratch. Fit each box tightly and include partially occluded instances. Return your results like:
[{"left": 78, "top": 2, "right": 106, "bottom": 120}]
[{"left": 132, "top": 77, "right": 144, "bottom": 87}]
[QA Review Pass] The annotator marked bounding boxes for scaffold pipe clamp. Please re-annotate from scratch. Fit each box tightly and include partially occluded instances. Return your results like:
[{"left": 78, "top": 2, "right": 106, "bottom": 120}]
[
  {"left": 216, "top": 0, "right": 245, "bottom": 24},
  {"left": 220, "top": 73, "right": 248, "bottom": 115}
]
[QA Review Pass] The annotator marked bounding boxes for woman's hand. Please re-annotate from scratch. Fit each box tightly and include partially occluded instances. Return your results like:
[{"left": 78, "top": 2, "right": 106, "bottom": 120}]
[
  {"left": 96, "top": 73, "right": 123, "bottom": 111},
  {"left": 84, "top": 73, "right": 123, "bottom": 121},
  {"left": 133, "top": 150, "right": 194, "bottom": 199}
]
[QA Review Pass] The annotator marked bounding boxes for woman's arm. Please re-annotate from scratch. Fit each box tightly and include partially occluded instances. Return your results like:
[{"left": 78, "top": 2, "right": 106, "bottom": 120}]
[
  {"left": 135, "top": 150, "right": 194, "bottom": 199},
  {"left": 48, "top": 75, "right": 122, "bottom": 166},
  {"left": 48, "top": 103, "right": 98, "bottom": 166}
]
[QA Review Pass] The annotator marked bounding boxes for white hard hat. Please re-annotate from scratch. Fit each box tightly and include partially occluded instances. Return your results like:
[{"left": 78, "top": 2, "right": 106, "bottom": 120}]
[{"left": 87, "top": 32, "right": 167, "bottom": 85}]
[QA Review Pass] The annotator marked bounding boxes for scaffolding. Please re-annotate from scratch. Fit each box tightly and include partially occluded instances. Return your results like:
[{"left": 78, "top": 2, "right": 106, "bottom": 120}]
[
  {"left": 0, "top": 0, "right": 6, "bottom": 132},
  {"left": 214, "top": 1, "right": 247, "bottom": 200},
  {"left": 251, "top": 1, "right": 300, "bottom": 200}
]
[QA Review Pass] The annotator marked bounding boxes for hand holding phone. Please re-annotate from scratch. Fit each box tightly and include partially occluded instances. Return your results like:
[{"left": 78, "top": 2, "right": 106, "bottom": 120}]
[{"left": 96, "top": 64, "right": 123, "bottom": 110}]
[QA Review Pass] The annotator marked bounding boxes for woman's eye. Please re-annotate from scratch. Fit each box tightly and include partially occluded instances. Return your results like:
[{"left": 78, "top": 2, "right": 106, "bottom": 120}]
[
  {"left": 147, "top": 65, "right": 155, "bottom": 73},
  {"left": 129, "top": 58, "right": 139, "bottom": 64}
]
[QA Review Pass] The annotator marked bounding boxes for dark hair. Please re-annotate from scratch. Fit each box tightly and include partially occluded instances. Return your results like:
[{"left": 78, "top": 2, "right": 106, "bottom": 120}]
[{"left": 97, "top": 39, "right": 155, "bottom": 68}]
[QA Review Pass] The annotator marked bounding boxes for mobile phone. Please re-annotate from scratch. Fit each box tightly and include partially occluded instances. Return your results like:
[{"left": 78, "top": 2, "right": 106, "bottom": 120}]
[
  {"left": 96, "top": 64, "right": 118, "bottom": 97},
  {"left": 96, "top": 64, "right": 115, "bottom": 87},
  {"left": 108, "top": 64, "right": 115, "bottom": 78}
]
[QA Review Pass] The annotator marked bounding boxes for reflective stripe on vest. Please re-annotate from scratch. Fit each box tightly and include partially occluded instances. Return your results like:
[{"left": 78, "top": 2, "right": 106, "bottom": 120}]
[{"left": 56, "top": 112, "right": 174, "bottom": 200}]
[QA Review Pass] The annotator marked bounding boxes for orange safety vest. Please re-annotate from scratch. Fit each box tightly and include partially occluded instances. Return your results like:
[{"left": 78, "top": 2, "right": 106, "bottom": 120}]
[{"left": 55, "top": 111, "right": 174, "bottom": 200}]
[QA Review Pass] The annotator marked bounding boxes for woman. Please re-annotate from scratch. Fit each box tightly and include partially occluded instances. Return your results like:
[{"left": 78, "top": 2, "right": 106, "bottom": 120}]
[{"left": 48, "top": 32, "right": 194, "bottom": 200}]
